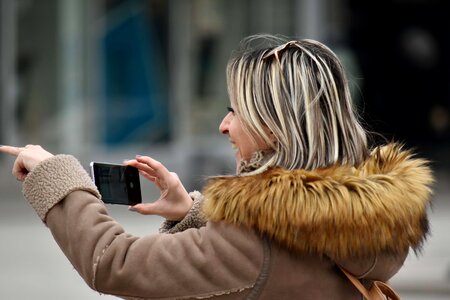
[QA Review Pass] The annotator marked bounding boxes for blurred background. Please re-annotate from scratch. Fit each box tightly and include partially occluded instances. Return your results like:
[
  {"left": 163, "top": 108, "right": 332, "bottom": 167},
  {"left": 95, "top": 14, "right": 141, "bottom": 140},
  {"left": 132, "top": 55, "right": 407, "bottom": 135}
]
[{"left": 0, "top": 0, "right": 449, "bottom": 299}]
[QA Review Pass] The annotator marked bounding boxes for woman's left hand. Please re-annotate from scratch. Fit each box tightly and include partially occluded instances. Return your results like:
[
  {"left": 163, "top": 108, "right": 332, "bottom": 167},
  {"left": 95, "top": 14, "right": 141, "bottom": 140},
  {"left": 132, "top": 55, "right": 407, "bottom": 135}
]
[
  {"left": 125, "top": 155, "right": 193, "bottom": 221},
  {"left": 0, "top": 145, "right": 54, "bottom": 181}
]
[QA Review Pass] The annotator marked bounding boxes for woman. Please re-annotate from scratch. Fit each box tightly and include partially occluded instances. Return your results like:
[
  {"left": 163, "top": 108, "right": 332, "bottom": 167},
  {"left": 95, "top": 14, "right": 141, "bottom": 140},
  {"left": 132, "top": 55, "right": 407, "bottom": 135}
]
[{"left": 0, "top": 35, "right": 433, "bottom": 299}]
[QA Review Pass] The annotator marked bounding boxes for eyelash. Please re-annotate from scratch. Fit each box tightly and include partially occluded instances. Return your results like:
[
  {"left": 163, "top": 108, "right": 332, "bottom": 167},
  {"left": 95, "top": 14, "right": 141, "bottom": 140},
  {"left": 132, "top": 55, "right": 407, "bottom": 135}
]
[{"left": 227, "top": 106, "right": 235, "bottom": 113}]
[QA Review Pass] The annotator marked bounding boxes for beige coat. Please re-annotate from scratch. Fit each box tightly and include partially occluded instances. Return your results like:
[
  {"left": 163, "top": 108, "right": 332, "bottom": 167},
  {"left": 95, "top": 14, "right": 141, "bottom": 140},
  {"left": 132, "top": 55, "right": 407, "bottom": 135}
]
[{"left": 22, "top": 144, "right": 433, "bottom": 299}]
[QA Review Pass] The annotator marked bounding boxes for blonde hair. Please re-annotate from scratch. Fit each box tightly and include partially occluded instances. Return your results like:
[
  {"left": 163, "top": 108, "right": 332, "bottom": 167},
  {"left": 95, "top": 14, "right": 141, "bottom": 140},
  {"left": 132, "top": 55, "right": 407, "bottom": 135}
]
[{"left": 226, "top": 34, "right": 369, "bottom": 172}]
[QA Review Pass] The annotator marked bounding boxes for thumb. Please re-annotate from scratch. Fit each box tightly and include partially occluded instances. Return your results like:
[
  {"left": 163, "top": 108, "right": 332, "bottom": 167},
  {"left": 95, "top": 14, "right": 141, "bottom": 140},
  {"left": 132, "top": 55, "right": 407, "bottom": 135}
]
[{"left": 128, "top": 202, "right": 158, "bottom": 215}]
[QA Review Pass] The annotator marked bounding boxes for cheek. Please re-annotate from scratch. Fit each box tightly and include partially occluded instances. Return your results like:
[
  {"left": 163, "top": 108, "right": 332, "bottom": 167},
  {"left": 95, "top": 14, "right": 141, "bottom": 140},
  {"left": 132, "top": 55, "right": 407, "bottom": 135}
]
[
  {"left": 231, "top": 122, "right": 251, "bottom": 144},
  {"left": 237, "top": 133, "right": 261, "bottom": 159}
]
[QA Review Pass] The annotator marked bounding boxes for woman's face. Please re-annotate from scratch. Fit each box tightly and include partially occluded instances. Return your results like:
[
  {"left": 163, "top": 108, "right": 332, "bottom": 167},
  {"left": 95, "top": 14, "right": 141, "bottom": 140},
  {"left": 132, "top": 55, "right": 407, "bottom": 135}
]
[{"left": 219, "top": 106, "right": 270, "bottom": 166}]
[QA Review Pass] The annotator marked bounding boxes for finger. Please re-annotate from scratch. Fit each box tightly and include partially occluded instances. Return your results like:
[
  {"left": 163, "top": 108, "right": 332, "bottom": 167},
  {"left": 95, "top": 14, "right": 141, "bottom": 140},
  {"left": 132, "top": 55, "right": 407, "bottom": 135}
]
[
  {"left": 16, "top": 173, "right": 27, "bottom": 182},
  {"left": 138, "top": 170, "right": 165, "bottom": 190},
  {"left": 123, "top": 158, "right": 139, "bottom": 165},
  {"left": 123, "top": 159, "right": 135, "bottom": 166},
  {"left": 138, "top": 170, "right": 157, "bottom": 182},
  {"left": 135, "top": 156, "right": 170, "bottom": 179},
  {"left": 125, "top": 159, "right": 153, "bottom": 171},
  {"left": 0, "top": 145, "right": 23, "bottom": 156},
  {"left": 135, "top": 156, "right": 164, "bottom": 170},
  {"left": 11, "top": 155, "right": 28, "bottom": 181},
  {"left": 128, "top": 203, "right": 159, "bottom": 215},
  {"left": 126, "top": 160, "right": 158, "bottom": 177}
]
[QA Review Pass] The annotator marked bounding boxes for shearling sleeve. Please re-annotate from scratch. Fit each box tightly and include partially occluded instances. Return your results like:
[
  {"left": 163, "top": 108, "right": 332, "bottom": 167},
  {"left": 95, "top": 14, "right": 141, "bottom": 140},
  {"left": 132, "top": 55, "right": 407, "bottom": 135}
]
[
  {"left": 159, "top": 191, "right": 207, "bottom": 233},
  {"left": 22, "top": 154, "right": 101, "bottom": 222}
]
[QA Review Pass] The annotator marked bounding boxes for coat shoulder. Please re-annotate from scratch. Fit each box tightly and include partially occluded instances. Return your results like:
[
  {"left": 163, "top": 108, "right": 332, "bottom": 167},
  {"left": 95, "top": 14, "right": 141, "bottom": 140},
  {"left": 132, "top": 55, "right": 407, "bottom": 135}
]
[{"left": 202, "top": 144, "right": 434, "bottom": 259}]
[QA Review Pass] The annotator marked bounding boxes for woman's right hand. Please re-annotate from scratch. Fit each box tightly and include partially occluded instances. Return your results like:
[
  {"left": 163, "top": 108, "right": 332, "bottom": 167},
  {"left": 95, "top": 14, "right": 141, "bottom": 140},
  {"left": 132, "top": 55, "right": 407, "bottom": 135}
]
[
  {"left": 0, "top": 144, "right": 54, "bottom": 181},
  {"left": 124, "top": 156, "right": 193, "bottom": 221}
]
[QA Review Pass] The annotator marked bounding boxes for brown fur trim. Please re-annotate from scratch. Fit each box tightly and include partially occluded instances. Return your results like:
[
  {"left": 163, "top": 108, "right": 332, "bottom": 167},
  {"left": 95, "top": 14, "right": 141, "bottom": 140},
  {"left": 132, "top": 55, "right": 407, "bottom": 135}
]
[{"left": 202, "top": 144, "right": 434, "bottom": 260}]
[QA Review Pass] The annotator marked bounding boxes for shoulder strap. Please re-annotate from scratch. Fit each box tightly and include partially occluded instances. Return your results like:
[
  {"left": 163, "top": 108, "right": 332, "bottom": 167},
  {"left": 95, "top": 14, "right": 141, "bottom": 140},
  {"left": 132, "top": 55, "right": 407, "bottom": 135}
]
[
  {"left": 338, "top": 266, "right": 400, "bottom": 300},
  {"left": 339, "top": 266, "right": 372, "bottom": 299}
]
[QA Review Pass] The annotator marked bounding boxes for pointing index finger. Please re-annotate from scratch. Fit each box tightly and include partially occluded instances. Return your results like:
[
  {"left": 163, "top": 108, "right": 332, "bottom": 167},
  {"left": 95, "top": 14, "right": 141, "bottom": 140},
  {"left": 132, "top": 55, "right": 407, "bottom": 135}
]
[{"left": 0, "top": 145, "right": 23, "bottom": 156}]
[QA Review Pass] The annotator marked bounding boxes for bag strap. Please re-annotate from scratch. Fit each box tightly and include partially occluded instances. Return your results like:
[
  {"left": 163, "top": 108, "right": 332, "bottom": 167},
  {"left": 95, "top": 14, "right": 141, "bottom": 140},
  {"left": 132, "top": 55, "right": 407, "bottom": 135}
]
[
  {"left": 338, "top": 266, "right": 400, "bottom": 300},
  {"left": 371, "top": 281, "right": 401, "bottom": 300},
  {"left": 339, "top": 266, "right": 372, "bottom": 299}
]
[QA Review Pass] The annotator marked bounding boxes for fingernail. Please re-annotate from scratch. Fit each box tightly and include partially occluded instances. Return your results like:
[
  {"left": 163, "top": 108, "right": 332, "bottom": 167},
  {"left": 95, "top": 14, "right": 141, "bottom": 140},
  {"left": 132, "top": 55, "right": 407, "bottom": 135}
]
[
  {"left": 128, "top": 206, "right": 137, "bottom": 212},
  {"left": 136, "top": 154, "right": 142, "bottom": 158}
]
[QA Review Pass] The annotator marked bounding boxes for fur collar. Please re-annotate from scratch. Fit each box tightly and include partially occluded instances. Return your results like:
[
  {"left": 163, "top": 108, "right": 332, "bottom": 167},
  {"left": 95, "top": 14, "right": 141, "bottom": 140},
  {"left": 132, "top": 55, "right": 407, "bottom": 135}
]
[{"left": 202, "top": 144, "right": 434, "bottom": 259}]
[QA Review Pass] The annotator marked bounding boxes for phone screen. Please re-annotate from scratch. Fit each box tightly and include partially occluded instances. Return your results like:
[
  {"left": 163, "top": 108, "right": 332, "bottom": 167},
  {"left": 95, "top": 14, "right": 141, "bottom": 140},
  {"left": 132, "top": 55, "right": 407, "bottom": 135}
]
[{"left": 90, "top": 162, "right": 142, "bottom": 205}]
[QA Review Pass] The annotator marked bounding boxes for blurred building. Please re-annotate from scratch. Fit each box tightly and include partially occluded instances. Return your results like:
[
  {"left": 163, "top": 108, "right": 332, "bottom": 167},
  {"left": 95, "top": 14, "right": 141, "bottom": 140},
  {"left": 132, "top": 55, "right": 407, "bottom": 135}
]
[{"left": 1, "top": 0, "right": 449, "bottom": 185}]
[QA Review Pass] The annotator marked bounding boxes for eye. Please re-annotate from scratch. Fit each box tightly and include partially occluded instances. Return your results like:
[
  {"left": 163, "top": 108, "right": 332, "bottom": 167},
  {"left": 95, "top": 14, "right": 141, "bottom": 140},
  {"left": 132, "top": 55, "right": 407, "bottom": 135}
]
[{"left": 227, "top": 106, "right": 235, "bottom": 113}]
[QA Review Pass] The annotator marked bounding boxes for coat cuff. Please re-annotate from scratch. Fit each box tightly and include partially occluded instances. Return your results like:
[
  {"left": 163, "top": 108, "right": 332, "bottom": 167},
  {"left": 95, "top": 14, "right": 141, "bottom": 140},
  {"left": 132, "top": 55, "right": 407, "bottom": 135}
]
[
  {"left": 23, "top": 154, "right": 101, "bottom": 222},
  {"left": 159, "top": 191, "right": 206, "bottom": 233}
]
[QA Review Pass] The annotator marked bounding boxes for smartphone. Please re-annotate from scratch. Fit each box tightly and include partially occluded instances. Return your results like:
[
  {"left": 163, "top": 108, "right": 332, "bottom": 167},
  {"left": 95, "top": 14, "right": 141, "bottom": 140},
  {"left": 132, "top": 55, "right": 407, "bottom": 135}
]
[{"left": 90, "top": 162, "right": 142, "bottom": 206}]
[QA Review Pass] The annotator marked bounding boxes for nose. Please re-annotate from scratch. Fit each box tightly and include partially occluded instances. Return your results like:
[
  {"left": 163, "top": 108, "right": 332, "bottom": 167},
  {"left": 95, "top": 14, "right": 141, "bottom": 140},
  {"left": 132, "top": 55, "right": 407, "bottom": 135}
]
[{"left": 219, "top": 113, "right": 231, "bottom": 135}]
